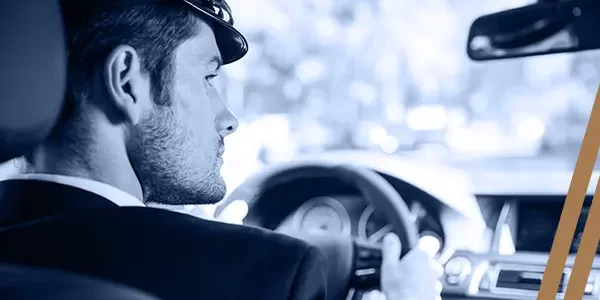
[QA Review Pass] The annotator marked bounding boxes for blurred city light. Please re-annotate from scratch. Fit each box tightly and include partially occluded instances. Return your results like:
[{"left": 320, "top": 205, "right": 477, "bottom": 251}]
[
  {"left": 295, "top": 122, "right": 330, "bottom": 148},
  {"left": 369, "top": 127, "right": 388, "bottom": 145},
  {"left": 349, "top": 81, "right": 378, "bottom": 105},
  {"left": 444, "top": 122, "right": 505, "bottom": 155},
  {"left": 517, "top": 117, "right": 546, "bottom": 141},
  {"left": 314, "top": 17, "right": 340, "bottom": 44},
  {"left": 381, "top": 136, "right": 399, "bottom": 154},
  {"left": 249, "top": 114, "right": 297, "bottom": 163},
  {"left": 406, "top": 105, "right": 448, "bottom": 131},
  {"left": 295, "top": 58, "right": 327, "bottom": 84},
  {"left": 282, "top": 79, "right": 304, "bottom": 101}
]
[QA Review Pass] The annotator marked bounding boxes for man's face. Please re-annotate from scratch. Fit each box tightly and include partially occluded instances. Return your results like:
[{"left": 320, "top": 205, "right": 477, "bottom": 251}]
[{"left": 129, "top": 24, "right": 238, "bottom": 205}]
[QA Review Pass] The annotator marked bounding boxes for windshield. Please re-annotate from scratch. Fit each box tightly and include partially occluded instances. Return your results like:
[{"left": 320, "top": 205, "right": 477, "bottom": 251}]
[
  {"left": 212, "top": 0, "right": 600, "bottom": 183},
  {"left": 1, "top": 0, "right": 598, "bottom": 187}
]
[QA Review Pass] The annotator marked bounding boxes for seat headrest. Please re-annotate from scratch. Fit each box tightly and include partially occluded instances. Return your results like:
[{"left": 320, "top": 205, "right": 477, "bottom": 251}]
[{"left": 0, "top": 0, "right": 66, "bottom": 163}]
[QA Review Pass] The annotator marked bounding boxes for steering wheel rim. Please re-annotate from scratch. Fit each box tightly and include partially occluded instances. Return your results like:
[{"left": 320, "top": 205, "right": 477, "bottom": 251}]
[
  {"left": 331, "top": 164, "right": 419, "bottom": 255},
  {"left": 236, "top": 163, "right": 420, "bottom": 300}
]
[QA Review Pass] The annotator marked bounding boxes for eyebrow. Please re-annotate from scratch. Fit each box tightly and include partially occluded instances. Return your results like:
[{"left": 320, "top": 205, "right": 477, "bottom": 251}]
[{"left": 208, "top": 55, "right": 223, "bottom": 72}]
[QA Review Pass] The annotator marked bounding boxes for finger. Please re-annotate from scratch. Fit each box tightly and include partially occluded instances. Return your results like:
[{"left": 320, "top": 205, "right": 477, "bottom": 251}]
[
  {"left": 364, "top": 290, "right": 387, "bottom": 300},
  {"left": 382, "top": 233, "right": 401, "bottom": 264},
  {"left": 417, "top": 237, "right": 440, "bottom": 258},
  {"left": 417, "top": 236, "right": 441, "bottom": 257},
  {"left": 430, "top": 258, "right": 444, "bottom": 277},
  {"left": 363, "top": 291, "right": 376, "bottom": 300},
  {"left": 437, "top": 248, "right": 455, "bottom": 265}
]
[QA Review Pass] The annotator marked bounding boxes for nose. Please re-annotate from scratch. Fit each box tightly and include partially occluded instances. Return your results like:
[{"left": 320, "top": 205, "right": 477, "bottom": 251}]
[
  {"left": 216, "top": 108, "right": 239, "bottom": 138},
  {"left": 208, "top": 84, "right": 239, "bottom": 138}
]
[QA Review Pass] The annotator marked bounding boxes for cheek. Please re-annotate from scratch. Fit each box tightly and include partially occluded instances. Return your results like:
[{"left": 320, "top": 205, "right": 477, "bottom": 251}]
[
  {"left": 171, "top": 80, "right": 218, "bottom": 149},
  {"left": 172, "top": 72, "right": 212, "bottom": 118}
]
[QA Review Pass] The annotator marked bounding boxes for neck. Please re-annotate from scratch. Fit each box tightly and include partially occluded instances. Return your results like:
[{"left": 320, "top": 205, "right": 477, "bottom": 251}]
[{"left": 30, "top": 139, "right": 144, "bottom": 202}]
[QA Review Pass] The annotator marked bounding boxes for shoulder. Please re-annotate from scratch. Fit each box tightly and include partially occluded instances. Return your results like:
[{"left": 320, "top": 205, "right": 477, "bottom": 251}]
[
  {"left": 114, "top": 208, "right": 328, "bottom": 292},
  {"left": 87, "top": 207, "right": 318, "bottom": 258},
  {"left": 1, "top": 207, "right": 329, "bottom": 299}
]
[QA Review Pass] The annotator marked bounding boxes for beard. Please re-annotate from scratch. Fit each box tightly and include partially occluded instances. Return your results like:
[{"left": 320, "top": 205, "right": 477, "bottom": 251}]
[{"left": 127, "top": 104, "right": 226, "bottom": 206}]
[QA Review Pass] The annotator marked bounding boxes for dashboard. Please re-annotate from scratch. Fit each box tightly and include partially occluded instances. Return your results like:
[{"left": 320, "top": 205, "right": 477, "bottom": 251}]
[
  {"left": 444, "top": 194, "right": 600, "bottom": 300},
  {"left": 476, "top": 194, "right": 598, "bottom": 255},
  {"left": 271, "top": 191, "right": 600, "bottom": 300},
  {"left": 277, "top": 194, "right": 444, "bottom": 250},
  {"left": 219, "top": 151, "right": 600, "bottom": 300},
  {"left": 515, "top": 199, "right": 598, "bottom": 254},
  {"left": 274, "top": 186, "right": 599, "bottom": 261},
  {"left": 219, "top": 152, "right": 600, "bottom": 299}
]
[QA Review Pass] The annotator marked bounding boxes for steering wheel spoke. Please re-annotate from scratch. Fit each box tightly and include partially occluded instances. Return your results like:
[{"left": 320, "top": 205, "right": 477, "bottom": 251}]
[{"left": 352, "top": 239, "right": 382, "bottom": 290}]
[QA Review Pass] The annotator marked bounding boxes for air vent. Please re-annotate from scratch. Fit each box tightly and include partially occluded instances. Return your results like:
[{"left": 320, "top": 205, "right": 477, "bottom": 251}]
[
  {"left": 492, "top": 264, "right": 567, "bottom": 295},
  {"left": 496, "top": 270, "right": 565, "bottom": 291}
]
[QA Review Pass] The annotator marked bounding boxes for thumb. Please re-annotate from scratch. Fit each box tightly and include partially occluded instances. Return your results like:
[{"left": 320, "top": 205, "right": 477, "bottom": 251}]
[
  {"left": 382, "top": 233, "right": 401, "bottom": 264},
  {"left": 363, "top": 290, "right": 387, "bottom": 300}
]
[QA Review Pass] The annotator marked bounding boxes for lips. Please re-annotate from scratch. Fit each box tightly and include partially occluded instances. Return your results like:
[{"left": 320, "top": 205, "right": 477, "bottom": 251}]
[{"left": 218, "top": 140, "right": 225, "bottom": 156}]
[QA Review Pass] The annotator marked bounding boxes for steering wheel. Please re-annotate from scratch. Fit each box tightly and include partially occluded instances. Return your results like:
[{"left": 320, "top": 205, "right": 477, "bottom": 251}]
[{"left": 239, "top": 164, "right": 420, "bottom": 300}]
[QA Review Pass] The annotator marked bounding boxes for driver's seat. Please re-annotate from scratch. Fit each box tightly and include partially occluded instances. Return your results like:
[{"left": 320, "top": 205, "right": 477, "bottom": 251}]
[
  {"left": 0, "top": 264, "right": 160, "bottom": 300},
  {"left": 0, "top": 1, "right": 329, "bottom": 300},
  {"left": 0, "top": 1, "right": 159, "bottom": 299}
]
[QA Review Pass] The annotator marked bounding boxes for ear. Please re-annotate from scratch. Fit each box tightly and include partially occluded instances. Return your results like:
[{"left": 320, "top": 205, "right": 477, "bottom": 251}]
[{"left": 103, "top": 45, "right": 149, "bottom": 126}]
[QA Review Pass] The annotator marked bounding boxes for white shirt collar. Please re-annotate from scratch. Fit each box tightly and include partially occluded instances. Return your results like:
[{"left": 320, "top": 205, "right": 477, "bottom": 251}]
[{"left": 8, "top": 173, "right": 145, "bottom": 207}]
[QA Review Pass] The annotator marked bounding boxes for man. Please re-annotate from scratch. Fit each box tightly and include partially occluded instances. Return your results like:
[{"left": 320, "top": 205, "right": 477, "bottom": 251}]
[{"left": 0, "top": 0, "right": 442, "bottom": 299}]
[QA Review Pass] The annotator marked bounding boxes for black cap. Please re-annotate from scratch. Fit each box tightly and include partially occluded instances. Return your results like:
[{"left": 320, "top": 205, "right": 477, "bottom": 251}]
[{"left": 61, "top": 0, "right": 248, "bottom": 64}]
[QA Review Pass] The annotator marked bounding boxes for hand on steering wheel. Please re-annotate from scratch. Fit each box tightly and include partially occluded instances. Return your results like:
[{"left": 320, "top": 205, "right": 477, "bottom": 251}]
[
  {"left": 363, "top": 233, "right": 443, "bottom": 300},
  {"left": 238, "top": 163, "right": 446, "bottom": 300}
]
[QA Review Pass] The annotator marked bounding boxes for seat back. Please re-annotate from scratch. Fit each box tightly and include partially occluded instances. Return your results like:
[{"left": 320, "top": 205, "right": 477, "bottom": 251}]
[
  {"left": 0, "top": 0, "right": 66, "bottom": 163},
  {"left": 0, "top": 264, "right": 161, "bottom": 300}
]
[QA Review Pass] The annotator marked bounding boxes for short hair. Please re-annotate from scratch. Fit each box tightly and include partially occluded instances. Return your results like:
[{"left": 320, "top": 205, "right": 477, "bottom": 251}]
[
  {"left": 27, "top": 3, "right": 206, "bottom": 165},
  {"left": 53, "top": 2, "right": 205, "bottom": 139}
]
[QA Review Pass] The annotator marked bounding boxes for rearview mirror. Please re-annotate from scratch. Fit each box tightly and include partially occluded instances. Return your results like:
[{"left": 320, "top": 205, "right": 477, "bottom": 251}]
[{"left": 467, "top": 0, "right": 600, "bottom": 61}]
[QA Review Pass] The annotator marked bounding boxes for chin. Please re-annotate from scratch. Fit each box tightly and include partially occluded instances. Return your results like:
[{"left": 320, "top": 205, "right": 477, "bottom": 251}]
[
  {"left": 209, "top": 177, "right": 227, "bottom": 203},
  {"left": 195, "top": 172, "right": 227, "bottom": 204},
  {"left": 143, "top": 173, "right": 226, "bottom": 205}
]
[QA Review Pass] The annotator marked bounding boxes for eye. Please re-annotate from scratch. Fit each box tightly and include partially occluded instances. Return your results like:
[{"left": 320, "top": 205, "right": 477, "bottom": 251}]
[{"left": 205, "top": 74, "right": 218, "bottom": 85}]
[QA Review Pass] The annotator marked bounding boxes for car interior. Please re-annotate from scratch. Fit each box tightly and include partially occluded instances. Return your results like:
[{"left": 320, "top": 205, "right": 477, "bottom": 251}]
[{"left": 1, "top": 0, "right": 600, "bottom": 299}]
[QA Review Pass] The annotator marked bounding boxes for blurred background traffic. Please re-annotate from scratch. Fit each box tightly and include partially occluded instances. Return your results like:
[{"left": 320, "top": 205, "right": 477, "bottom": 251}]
[{"left": 215, "top": 0, "right": 600, "bottom": 187}]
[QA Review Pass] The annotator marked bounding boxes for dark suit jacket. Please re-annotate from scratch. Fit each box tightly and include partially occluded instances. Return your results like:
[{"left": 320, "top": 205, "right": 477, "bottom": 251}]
[{"left": 0, "top": 179, "right": 328, "bottom": 300}]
